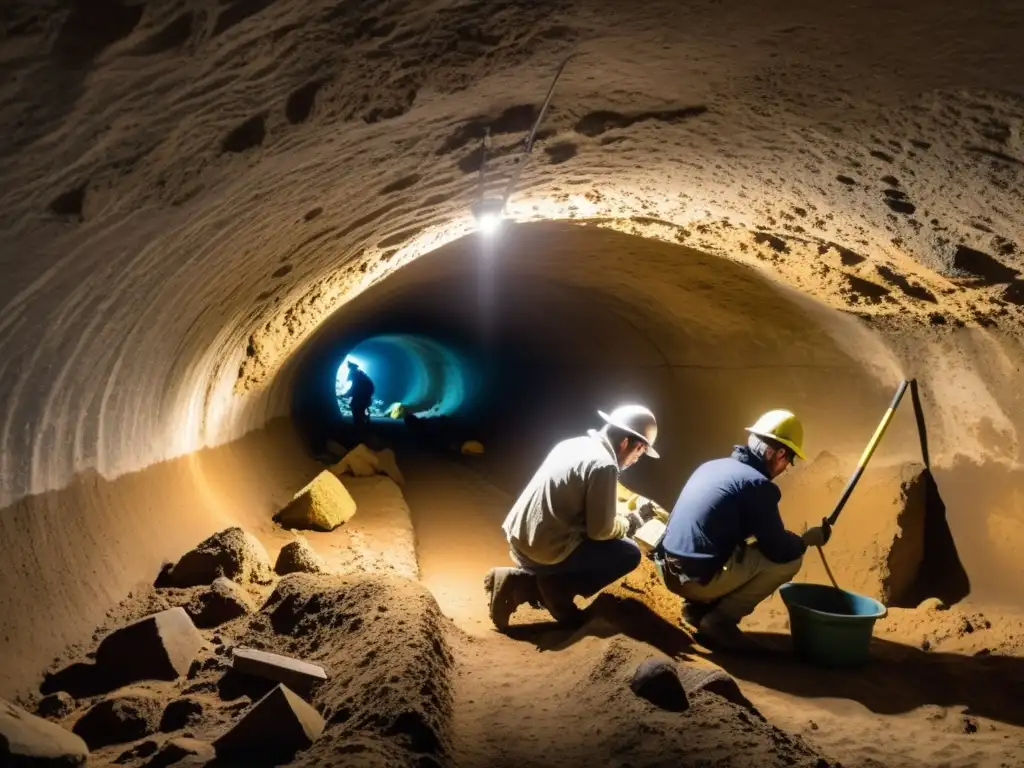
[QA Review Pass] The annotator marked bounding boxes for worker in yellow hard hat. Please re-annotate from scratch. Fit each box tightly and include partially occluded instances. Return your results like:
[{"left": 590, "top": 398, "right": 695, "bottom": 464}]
[
  {"left": 652, "top": 409, "right": 830, "bottom": 651},
  {"left": 484, "top": 404, "right": 660, "bottom": 631}
]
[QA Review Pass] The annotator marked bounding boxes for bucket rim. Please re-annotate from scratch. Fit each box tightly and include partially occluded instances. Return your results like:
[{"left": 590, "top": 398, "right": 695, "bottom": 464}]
[{"left": 779, "top": 581, "right": 888, "bottom": 620}]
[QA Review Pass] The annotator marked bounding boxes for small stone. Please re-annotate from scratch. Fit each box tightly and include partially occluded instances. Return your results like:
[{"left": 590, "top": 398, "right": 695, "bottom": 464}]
[
  {"left": 629, "top": 658, "right": 689, "bottom": 713},
  {"left": 37, "top": 692, "right": 75, "bottom": 720},
  {"left": 231, "top": 648, "right": 327, "bottom": 699},
  {"left": 96, "top": 608, "right": 205, "bottom": 685},
  {"left": 274, "top": 471, "right": 357, "bottom": 532},
  {"left": 115, "top": 739, "right": 158, "bottom": 763},
  {"left": 72, "top": 689, "right": 163, "bottom": 749},
  {"left": 274, "top": 537, "right": 329, "bottom": 576},
  {"left": 213, "top": 684, "right": 325, "bottom": 760},
  {"left": 187, "top": 578, "right": 253, "bottom": 628},
  {"left": 159, "top": 698, "right": 205, "bottom": 733},
  {"left": 144, "top": 737, "right": 215, "bottom": 767},
  {"left": 962, "top": 716, "right": 979, "bottom": 734},
  {"left": 0, "top": 697, "right": 89, "bottom": 766},
  {"left": 161, "top": 527, "right": 274, "bottom": 588},
  {"left": 917, "top": 597, "right": 948, "bottom": 612}
]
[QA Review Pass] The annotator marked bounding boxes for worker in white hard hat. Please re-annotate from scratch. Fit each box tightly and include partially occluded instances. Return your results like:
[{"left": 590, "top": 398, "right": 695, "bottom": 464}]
[
  {"left": 653, "top": 409, "right": 831, "bottom": 651},
  {"left": 484, "top": 404, "right": 660, "bottom": 630}
]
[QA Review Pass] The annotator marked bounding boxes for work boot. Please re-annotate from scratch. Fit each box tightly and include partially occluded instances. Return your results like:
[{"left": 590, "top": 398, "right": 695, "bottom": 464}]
[
  {"left": 535, "top": 576, "right": 585, "bottom": 628},
  {"left": 484, "top": 568, "right": 538, "bottom": 631},
  {"left": 697, "top": 610, "right": 764, "bottom": 652},
  {"left": 681, "top": 600, "right": 715, "bottom": 628}
]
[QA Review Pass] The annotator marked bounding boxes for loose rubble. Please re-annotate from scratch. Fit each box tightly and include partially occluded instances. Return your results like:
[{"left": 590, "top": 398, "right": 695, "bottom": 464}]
[
  {"left": 186, "top": 577, "right": 254, "bottom": 628},
  {"left": 37, "top": 691, "right": 75, "bottom": 720},
  {"left": 159, "top": 697, "right": 205, "bottom": 733},
  {"left": 146, "top": 737, "right": 215, "bottom": 766},
  {"left": 71, "top": 688, "right": 163, "bottom": 749},
  {"left": 274, "top": 535, "right": 329, "bottom": 576},
  {"left": 159, "top": 527, "right": 274, "bottom": 588}
]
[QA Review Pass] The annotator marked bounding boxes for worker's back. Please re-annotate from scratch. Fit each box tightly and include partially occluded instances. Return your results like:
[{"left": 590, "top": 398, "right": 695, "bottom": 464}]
[
  {"left": 502, "top": 432, "right": 618, "bottom": 566},
  {"left": 662, "top": 446, "right": 804, "bottom": 579},
  {"left": 349, "top": 368, "right": 374, "bottom": 400}
]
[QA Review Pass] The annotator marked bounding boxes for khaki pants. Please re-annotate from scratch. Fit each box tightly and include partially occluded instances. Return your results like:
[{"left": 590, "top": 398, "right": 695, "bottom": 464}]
[{"left": 659, "top": 544, "right": 802, "bottom": 621}]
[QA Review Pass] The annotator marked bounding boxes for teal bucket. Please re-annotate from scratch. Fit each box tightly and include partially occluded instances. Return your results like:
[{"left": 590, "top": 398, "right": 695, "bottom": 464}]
[{"left": 779, "top": 582, "right": 887, "bottom": 668}]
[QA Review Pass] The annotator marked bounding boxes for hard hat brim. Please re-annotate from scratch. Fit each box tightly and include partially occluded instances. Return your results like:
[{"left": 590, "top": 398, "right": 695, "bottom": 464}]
[
  {"left": 745, "top": 428, "right": 807, "bottom": 461},
  {"left": 598, "top": 410, "right": 660, "bottom": 458}
]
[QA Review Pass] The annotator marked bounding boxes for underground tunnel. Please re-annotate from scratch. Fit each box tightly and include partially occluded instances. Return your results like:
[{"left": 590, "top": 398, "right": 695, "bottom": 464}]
[{"left": 2, "top": 0, "right": 1024, "bottom": 766}]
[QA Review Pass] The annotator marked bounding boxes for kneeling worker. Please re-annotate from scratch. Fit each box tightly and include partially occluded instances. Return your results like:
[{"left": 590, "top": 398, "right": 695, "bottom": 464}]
[
  {"left": 484, "top": 404, "right": 660, "bottom": 630},
  {"left": 655, "top": 409, "right": 831, "bottom": 650}
]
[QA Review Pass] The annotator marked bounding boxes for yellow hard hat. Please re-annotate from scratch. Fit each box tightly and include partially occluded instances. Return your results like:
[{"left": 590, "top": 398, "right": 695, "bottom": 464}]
[{"left": 745, "top": 409, "right": 806, "bottom": 461}]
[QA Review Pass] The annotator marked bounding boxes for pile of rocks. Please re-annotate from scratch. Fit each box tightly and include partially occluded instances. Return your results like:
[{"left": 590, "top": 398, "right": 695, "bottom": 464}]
[{"left": 2, "top": 529, "right": 334, "bottom": 766}]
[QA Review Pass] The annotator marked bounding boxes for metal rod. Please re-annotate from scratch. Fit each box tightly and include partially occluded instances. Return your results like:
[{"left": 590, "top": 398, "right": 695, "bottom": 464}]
[
  {"left": 826, "top": 379, "right": 912, "bottom": 527},
  {"left": 499, "top": 53, "right": 576, "bottom": 212}
]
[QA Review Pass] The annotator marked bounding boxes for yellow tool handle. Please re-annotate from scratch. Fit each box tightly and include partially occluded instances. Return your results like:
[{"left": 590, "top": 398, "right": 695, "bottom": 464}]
[{"left": 826, "top": 379, "right": 911, "bottom": 527}]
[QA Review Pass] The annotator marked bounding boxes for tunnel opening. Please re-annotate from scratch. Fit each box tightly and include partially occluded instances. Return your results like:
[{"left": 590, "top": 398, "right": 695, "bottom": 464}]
[
  {"left": 284, "top": 219, "right": 975, "bottom": 609},
  {"left": 332, "top": 334, "right": 480, "bottom": 421}
]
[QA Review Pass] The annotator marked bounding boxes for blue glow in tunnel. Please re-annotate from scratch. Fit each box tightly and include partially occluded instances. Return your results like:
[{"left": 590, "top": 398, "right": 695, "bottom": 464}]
[{"left": 335, "top": 334, "right": 478, "bottom": 418}]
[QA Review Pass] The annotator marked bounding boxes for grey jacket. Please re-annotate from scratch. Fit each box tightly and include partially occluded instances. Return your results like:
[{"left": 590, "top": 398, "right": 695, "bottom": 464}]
[{"left": 502, "top": 430, "right": 629, "bottom": 565}]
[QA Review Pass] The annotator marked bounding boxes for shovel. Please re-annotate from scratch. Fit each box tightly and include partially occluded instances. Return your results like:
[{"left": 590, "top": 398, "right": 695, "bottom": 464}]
[{"left": 815, "top": 379, "right": 912, "bottom": 588}]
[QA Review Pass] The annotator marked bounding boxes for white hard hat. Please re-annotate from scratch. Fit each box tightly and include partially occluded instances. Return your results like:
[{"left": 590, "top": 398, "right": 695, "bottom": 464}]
[{"left": 598, "top": 404, "right": 660, "bottom": 458}]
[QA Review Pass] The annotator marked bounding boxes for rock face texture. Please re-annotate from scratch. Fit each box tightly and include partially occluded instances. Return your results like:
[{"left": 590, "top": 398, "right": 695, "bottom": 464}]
[
  {"left": 1, "top": 0, "right": 1023, "bottom": 741},
  {"left": 778, "top": 454, "right": 929, "bottom": 605}
]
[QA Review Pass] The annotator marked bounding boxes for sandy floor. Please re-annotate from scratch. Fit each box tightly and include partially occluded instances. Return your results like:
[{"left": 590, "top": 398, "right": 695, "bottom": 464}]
[{"left": 404, "top": 454, "right": 1024, "bottom": 768}]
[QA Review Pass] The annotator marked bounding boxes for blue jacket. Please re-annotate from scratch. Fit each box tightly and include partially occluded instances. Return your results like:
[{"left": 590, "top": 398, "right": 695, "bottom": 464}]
[{"left": 661, "top": 446, "right": 806, "bottom": 581}]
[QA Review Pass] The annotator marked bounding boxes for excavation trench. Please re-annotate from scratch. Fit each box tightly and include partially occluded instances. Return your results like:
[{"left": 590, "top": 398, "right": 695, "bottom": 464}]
[{"left": 3, "top": 221, "right": 1024, "bottom": 768}]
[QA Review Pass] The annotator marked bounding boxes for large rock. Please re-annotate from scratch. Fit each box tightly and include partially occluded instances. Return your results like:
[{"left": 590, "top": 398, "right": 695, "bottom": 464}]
[
  {"left": 1, "top": 698, "right": 89, "bottom": 766},
  {"left": 231, "top": 648, "right": 327, "bottom": 699},
  {"left": 629, "top": 658, "right": 689, "bottom": 712},
  {"left": 777, "top": 455, "right": 928, "bottom": 604},
  {"left": 186, "top": 577, "right": 254, "bottom": 628},
  {"left": 274, "top": 471, "right": 356, "bottom": 532},
  {"left": 213, "top": 684, "right": 324, "bottom": 760},
  {"left": 274, "top": 536, "right": 329, "bottom": 576},
  {"left": 331, "top": 444, "right": 380, "bottom": 478},
  {"left": 72, "top": 689, "right": 163, "bottom": 749},
  {"left": 96, "top": 608, "right": 205, "bottom": 685},
  {"left": 161, "top": 527, "right": 274, "bottom": 588}
]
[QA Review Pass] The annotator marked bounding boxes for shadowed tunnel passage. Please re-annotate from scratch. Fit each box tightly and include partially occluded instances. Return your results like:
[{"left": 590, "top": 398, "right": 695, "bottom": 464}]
[{"left": 2, "top": 3, "right": 1024, "bottom": 739}]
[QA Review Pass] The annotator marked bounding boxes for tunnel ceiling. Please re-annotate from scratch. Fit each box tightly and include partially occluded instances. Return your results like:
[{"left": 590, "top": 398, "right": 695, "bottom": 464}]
[{"left": 1, "top": 0, "right": 1024, "bottom": 501}]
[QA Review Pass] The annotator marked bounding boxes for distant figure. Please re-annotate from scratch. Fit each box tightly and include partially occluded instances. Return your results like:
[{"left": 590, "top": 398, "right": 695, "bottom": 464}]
[
  {"left": 654, "top": 409, "right": 830, "bottom": 651},
  {"left": 345, "top": 361, "right": 375, "bottom": 430}
]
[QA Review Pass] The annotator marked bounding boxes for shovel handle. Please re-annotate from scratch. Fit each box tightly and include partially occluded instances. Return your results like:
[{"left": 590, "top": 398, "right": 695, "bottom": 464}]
[{"left": 826, "top": 379, "right": 912, "bottom": 527}]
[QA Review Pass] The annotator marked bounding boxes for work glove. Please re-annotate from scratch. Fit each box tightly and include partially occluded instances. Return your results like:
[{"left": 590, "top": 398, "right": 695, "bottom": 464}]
[
  {"left": 801, "top": 518, "right": 832, "bottom": 548},
  {"left": 624, "top": 511, "right": 645, "bottom": 538}
]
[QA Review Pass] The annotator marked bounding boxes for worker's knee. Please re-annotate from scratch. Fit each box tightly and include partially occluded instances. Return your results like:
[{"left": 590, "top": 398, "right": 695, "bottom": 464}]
[
  {"left": 608, "top": 538, "right": 642, "bottom": 578},
  {"left": 774, "top": 555, "right": 803, "bottom": 581}
]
